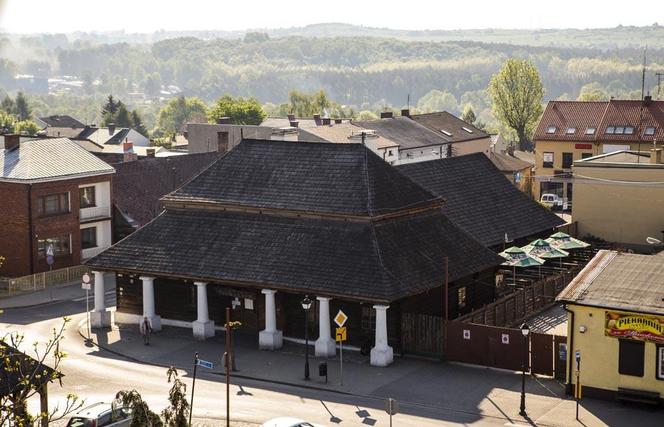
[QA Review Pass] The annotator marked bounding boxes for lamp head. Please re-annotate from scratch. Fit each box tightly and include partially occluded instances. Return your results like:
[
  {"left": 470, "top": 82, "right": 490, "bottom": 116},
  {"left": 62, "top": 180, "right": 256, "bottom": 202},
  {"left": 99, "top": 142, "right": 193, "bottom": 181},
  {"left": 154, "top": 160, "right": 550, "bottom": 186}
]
[
  {"left": 520, "top": 322, "right": 530, "bottom": 336},
  {"left": 301, "top": 295, "right": 312, "bottom": 311}
]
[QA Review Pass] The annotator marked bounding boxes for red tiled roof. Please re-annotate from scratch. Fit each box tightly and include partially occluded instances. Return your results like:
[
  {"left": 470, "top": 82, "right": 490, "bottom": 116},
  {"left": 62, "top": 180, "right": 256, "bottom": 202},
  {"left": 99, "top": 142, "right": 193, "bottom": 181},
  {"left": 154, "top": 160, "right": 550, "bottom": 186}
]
[{"left": 534, "top": 99, "right": 664, "bottom": 143}]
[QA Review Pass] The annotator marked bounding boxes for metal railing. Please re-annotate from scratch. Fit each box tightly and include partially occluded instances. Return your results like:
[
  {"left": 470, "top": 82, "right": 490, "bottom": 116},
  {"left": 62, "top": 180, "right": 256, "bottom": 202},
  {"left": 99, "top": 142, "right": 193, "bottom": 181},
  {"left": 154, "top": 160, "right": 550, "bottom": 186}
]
[
  {"left": 80, "top": 205, "right": 111, "bottom": 221},
  {"left": 0, "top": 265, "right": 90, "bottom": 297}
]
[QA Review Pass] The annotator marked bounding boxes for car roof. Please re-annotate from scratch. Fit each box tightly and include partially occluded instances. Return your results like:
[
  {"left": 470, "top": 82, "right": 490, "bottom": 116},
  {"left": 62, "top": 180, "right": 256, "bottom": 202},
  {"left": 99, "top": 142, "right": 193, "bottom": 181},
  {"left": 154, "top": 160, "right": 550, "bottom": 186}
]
[
  {"left": 74, "top": 402, "right": 112, "bottom": 418},
  {"left": 263, "top": 417, "right": 307, "bottom": 426}
]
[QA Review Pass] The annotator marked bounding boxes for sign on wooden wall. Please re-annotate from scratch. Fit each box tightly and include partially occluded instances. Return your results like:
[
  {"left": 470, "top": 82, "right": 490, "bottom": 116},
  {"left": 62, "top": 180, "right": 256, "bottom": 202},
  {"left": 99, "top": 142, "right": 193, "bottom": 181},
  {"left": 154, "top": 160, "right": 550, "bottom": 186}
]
[{"left": 605, "top": 311, "right": 664, "bottom": 344}]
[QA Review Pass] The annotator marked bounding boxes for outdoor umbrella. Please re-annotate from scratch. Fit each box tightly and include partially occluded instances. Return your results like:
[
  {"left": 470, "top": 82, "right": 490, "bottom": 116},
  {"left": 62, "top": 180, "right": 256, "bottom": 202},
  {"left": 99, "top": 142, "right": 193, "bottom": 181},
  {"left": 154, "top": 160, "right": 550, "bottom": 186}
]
[
  {"left": 545, "top": 232, "right": 590, "bottom": 250},
  {"left": 522, "top": 238, "right": 569, "bottom": 272},
  {"left": 498, "top": 246, "right": 545, "bottom": 285}
]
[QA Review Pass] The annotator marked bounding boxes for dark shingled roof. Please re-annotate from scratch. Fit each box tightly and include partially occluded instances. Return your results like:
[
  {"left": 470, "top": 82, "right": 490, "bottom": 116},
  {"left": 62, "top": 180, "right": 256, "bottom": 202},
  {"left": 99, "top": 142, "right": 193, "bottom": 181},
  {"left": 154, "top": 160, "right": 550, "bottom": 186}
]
[
  {"left": 38, "top": 114, "right": 85, "bottom": 128},
  {"left": 353, "top": 116, "right": 447, "bottom": 149},
  {"left": 410, "top": 111, "right": 490, "bottom": 143},
  {"left": 112, "top": 152, "right": 221, "bottom": 226},
  {"left": 397, "top": 153, "right": 565, "bottom": 247},
  {"left": 86, "top": 208, "right": 501, "bottom": 302},
  {"left": 165, "top": 139, "right": 442, "bottom": 217}
]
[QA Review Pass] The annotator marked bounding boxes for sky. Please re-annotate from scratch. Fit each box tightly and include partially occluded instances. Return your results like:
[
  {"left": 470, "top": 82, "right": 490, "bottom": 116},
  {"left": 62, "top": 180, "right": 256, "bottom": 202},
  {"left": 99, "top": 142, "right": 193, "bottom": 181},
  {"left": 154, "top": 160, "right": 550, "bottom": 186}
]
[{"left": 0, "top": 0, "right": 661, "bottom": 33}]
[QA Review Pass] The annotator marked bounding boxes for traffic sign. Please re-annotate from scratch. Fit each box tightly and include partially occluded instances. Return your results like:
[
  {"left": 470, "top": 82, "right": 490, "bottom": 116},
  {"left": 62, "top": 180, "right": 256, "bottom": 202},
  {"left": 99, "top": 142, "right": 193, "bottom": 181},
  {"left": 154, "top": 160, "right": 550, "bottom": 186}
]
[
  {"left": 82, "top": 282, "right": 91, "bottom": 290},
  {"left": 82, "top": 273, "right": 91, "bottom": 284},
  {"left": 335, "top": 326, "right": 347, "bottom": 342},
  {"left": 385, "top": 398, "right": 399, "bottom": 415},
  {"left": 46, "top": 255, "right": 54, "bottom": 266},
  {"left": 334, "top": 310, "right": 348, "bottom": 327},
  {"left": 197, "top": 359, "right": 214, "bottom": 369}
]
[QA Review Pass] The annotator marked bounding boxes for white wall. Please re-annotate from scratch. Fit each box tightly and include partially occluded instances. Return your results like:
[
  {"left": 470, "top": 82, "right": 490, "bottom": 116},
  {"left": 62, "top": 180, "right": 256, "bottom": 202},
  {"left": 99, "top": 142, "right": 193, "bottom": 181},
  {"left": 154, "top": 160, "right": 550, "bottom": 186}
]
[{"left": 80, "top": 219, "right": 112, "bottom": 259}]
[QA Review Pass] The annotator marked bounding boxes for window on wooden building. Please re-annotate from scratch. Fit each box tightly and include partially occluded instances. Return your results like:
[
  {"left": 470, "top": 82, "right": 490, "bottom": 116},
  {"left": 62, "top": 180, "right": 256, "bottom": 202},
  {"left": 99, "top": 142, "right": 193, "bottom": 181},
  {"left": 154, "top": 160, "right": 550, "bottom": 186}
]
[{"left": 618, "top": 339, "right": 644, "bottom": 377}]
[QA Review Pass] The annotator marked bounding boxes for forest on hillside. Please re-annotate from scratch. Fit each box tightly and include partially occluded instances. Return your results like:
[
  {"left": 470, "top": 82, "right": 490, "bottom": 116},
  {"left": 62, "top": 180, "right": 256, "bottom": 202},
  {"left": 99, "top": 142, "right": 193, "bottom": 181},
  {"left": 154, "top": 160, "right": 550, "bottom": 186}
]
[{"left": 0, "top": 24, "right": 663, "bottom": 132}]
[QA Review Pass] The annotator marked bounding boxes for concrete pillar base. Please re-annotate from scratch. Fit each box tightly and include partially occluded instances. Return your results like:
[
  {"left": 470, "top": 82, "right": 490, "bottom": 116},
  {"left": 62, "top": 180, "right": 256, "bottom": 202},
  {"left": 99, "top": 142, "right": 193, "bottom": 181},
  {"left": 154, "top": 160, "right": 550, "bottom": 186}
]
[
  {"left": 315, "top": 337, "right": 336, "bottom": 357},
  {"left": 90, "top": 310, "right": 113, "bottom": 328},
  {"left": 259, "top": 329, "right": 283, "bottom": 350},
  {"left": 370, "top": 345, "right": 394, "bottom": 367},
  {"left": 192, "top": 320, "right": 215, "bottom": 340},
  {"left": 142, "top": 315, "right": 162, "bottom": 332}
]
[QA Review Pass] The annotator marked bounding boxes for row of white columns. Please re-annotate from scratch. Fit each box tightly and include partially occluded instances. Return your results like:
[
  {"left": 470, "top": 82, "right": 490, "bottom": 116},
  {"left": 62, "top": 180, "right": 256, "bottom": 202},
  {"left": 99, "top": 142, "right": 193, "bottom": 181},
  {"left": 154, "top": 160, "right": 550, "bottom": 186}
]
[{"left": 89, "top": 273, "right": 393, "bottom": 367}]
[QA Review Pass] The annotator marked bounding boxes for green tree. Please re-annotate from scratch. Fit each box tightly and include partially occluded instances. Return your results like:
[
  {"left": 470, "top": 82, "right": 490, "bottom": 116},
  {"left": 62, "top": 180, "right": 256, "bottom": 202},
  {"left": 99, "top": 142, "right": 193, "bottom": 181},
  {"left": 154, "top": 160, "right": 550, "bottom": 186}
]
[
  {"left": 1, "top": 95, "right": 14, "bottom": 114},
  {"left": 114, "top": 103, "right": 133, "bottom": 128},
  {"left": 14, "top": 119, "right": 40, "bottom": 135},
  {"left": 356, "top": 110, "right": 379, "bottom": 121},
  {"left": 0, "top": 109, "right": 14, "bottom": 132},
  {"left": 131, "top": 110, "right": 149, "bottom": 137},
  {"left": 461, "top": 104, "right": 477, "bottom": 125},
  {"left": 243, "top": 32, "right": 269, "bottom": 43},
  {"left": 416, "top": 90, "right": 458, "bottom": 114},
  {"left": 114, "top": 390, "right": 162, "bottom": 427},
  {"left": 577, "top": 83, "right": 609, "bottom": 101},
  {"left": 489, "top": 58, "right": 544, "bottom": 151},
  {"left": 14, "top": 91, "right": 31, "bottom": 121},
  {"left": 161, "top": 368, "right": 190, "bottom": 427},
  {"left": 287, "top": 90, "right": 332, "bottom": 118},
  {"left": 156, "top": 96, "right": 208, "bottom": 135},
  {"left": 102, "top": 94, "right": 120, "bottom": 117},
  {"left": 144, "top": 72, "right": 162, "bottom": 97},
  {"left": 208, "top": 95, "right": 266, "bottom": 125}
]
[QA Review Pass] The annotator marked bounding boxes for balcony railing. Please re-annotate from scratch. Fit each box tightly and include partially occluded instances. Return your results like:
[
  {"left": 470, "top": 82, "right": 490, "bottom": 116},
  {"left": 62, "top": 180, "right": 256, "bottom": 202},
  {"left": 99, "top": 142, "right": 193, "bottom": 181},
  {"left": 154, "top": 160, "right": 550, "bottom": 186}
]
[{"left": 80, "top": 205, "right": 111, "bottom": 221}]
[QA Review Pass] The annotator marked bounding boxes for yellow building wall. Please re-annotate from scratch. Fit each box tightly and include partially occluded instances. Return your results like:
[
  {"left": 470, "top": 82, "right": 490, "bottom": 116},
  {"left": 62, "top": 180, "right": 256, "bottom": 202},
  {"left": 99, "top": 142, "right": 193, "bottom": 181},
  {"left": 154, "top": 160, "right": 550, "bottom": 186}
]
[
  {"left": 573, "top": 165, "right": 664, "bottom": 245},
  {"left": 566, "top": 305, "right": 664, "bottom": 395}
]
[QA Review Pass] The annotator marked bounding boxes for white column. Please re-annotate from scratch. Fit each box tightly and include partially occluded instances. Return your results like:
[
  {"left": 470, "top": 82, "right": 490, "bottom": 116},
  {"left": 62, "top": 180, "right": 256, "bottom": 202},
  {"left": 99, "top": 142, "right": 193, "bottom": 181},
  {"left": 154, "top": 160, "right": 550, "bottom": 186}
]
[
  {"left": 259, "top": 289, "right": 282, "bottom": 350},
  {"left": 192, "top": 282, "right": 214, "bottom": 340},
  {"left": 370, "top": 304, "right": 394, "bottom": 366},
  {"left": 140, "top": 276, "right": 161, "bottom": 331},
  {"left": 314, "top": 297, "right": 335, "bottom": 357},
  {"left": 90, "top": 271, "right": 112, "bottom": 328}
]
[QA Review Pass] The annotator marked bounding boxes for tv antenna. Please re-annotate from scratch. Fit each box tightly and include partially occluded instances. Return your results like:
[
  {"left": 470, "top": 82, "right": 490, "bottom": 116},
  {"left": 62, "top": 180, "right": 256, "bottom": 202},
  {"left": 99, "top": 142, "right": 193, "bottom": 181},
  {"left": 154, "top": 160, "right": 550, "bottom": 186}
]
[{"left": 641, "top": 46, "right": 647, "bottom": 100}]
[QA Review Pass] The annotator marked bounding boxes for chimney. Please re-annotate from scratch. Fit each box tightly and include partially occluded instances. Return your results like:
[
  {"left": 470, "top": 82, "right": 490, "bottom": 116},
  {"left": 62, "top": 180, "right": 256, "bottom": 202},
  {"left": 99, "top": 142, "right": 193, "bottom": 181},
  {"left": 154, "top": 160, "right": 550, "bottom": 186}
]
[
  {"left": 289, "top": 120, "right": 299, "bottom": 128},
  {"left": 4, "top": 134, "right": 19, "bottom": 151},
  {"left": 287, "top": 114, "right": 295, "bottom": 122},
  {"left": 650, "top": 148, "right": 662, "bottom": 164},
  {"left": 146, "top": 148, "right": 156, "bottom": 158},
  {"left": 313, "top": 114, "right": 322, "bottom": 126},
  {"left": 401, "top": 109, "right": 410, "bottom": 117},
  {"left": 334, "top": 118, "right": 342, "bottom": 124},
  {"left": 644, "top": 95, "right": 653, "bottom": 106},
  {"left": 380, "top": 111, "right": 393, "bottom": 119},
  {"left": 322, "top": 117, "right": 331, "bottom": 126},
  {"left": 122, "top": 138, "right": 133, "bottom": 153},
  {"left": 216, "top": 117, "right": 231, "bottom": 125},
  {"left": 108, "top": 123, "right": 116, "bottom": 134}
]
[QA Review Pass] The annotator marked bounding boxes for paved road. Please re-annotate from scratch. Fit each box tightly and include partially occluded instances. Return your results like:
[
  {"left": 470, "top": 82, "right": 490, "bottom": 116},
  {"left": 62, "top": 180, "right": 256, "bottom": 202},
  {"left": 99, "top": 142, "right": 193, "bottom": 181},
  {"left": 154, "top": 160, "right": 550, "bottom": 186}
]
[
  {"left": 1, "top": 294, "right": 517, "bottom": 427},
  {"left": 2, "top": 290, "right": 662, "bottom": 427}
]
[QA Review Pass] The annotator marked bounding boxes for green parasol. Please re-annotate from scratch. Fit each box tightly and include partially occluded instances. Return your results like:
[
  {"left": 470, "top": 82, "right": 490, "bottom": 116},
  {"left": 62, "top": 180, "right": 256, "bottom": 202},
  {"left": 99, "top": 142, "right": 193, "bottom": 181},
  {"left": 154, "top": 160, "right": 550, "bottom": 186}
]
[{"left": 545, "top": 232, "right": 590, "bottom": 250}]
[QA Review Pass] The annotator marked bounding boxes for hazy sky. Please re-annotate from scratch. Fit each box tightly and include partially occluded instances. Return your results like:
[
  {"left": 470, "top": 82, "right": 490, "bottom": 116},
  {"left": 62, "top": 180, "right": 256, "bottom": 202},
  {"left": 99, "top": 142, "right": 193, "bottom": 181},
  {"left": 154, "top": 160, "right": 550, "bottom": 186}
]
[{"left": 0, "top": 0, "right": 661, "bottom": 33}]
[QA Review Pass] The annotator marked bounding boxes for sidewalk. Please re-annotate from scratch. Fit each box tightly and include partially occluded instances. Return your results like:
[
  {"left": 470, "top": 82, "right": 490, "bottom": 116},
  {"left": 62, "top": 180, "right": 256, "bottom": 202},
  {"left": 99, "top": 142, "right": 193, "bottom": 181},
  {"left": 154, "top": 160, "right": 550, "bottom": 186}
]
[
  {"left": 0, "top": 282, "right": 88, "bottom": 309},
  {"left": 82, "top": 322, "right": 664, "bottom": 427}
]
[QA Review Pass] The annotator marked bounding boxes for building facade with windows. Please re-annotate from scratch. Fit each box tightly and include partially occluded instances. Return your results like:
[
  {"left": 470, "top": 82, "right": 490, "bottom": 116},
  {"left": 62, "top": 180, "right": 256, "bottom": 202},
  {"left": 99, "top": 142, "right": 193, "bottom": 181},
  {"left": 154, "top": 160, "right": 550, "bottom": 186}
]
[
  {"left": 0, "top": 136, "right": 115, "bottom": 277},
  {"left": 557, "top": 250, "right": 664, "bottom": 403},
  {"left": 532, "top": 98, "right": 664, "bottom": 203}
]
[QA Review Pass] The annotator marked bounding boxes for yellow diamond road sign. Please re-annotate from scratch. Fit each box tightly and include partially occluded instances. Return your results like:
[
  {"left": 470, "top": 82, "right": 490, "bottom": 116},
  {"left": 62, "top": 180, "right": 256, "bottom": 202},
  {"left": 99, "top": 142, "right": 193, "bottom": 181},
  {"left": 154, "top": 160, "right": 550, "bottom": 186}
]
[{"left": 334, "top": 310, "right": 348, "bottom": 327}]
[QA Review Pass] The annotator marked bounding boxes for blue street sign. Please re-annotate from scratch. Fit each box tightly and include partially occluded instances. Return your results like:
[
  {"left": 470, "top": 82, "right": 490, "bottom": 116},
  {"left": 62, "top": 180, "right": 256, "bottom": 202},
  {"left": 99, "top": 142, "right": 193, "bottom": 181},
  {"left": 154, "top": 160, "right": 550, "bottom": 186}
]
[
  {"left": 197, "top": 359, "right": 214, "bottom": 369},
  {"left": 46, "top": 255, "right": 54, "bottom": 266}
]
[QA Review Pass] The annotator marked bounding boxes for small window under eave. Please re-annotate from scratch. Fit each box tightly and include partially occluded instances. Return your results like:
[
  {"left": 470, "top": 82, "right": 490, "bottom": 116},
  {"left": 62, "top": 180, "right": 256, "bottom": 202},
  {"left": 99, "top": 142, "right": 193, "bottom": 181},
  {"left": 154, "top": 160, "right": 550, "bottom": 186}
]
[
  {"left": 566, "top": 127, "right": 576, "bottom": 134},
  {"left": 585, "top": 127, "right": 596, "bottom": 135},
  {"left": 546, "top": 126, "right": 556, "bottom": 134},
  {"left": 440, "top": 129, "right": 452, "bottom": 137}
]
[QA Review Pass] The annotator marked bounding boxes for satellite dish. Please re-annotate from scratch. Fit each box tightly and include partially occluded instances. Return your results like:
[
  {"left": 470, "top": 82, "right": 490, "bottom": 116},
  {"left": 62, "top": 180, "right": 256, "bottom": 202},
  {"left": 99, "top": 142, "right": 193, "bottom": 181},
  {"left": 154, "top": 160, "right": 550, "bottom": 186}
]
[{"left": 646, "top": 236, "right": 662, "bottom": 245}]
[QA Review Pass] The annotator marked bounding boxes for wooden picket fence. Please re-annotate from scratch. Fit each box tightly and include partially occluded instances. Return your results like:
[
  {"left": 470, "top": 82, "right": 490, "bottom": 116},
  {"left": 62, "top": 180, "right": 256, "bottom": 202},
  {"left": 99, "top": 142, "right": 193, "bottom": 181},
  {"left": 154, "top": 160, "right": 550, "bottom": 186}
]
[{"left": 0, "top": 265, "right": 90, "bottom": 297}]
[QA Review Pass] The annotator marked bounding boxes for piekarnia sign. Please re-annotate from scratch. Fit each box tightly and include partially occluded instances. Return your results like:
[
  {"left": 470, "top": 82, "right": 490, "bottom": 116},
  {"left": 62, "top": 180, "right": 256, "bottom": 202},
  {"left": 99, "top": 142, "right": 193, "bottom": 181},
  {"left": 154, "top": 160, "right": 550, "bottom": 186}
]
[{"left": 605, "top": 311, "right": 664, "bottom": 344}]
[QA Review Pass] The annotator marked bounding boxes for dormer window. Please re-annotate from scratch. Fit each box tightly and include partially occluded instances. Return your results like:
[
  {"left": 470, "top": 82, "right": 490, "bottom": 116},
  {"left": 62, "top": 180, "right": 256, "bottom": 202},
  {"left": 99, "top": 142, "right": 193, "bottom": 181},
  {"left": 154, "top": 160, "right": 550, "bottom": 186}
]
[
  {"left": 566, "top": 127, "right": 576, "bottom": 134},
  {"left": 605, "top": 126, "right": 615, "bottom": 134},
  {"left": 585, "top": 127, "right": 596, "bottom": 135},
  {"left": 546, "top": 126, "right": 556, "bottom": 134},
  {"left": 614, "top": 126, "right": 625, "bottom": 134},
  {"left": 624, "top": 126, "right": 634, "bottom": 135},
  {"left": 645, "top": 126, "right": 656, "bottom": 136},
  {"left": 461, "top": 127, "right": 473, "bottom": 133},
  {"left": 440, "top": 129, "right": 452, "bottom": 137}
]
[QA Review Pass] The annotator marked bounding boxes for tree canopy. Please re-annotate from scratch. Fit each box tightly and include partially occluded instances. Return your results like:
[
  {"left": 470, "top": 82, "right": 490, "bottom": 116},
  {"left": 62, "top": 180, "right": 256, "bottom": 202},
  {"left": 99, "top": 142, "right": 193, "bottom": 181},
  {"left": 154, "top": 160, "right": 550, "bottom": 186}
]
[
  {"left": 489, "top": 58, "right": 544, "bottom": 150},
  {"left": 207, "top": 95, "right": 266, "bottom": 125},
  {"left": 156, "top": 96, "right": 208, "bottom": 135}
]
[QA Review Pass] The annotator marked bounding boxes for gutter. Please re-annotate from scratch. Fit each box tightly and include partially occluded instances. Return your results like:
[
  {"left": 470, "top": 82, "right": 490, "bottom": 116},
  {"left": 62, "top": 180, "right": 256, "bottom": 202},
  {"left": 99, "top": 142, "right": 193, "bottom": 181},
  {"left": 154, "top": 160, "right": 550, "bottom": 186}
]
[{"left": 562, "top": 303, "right": 574, "bottom": 395}]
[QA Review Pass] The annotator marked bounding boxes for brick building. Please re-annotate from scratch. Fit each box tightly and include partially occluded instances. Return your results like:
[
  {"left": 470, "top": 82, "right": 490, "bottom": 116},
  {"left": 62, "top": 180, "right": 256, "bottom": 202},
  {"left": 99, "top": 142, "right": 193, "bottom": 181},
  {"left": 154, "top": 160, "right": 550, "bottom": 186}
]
[{"left": 0, "top": 136, "right": 115, "bottom": 277}]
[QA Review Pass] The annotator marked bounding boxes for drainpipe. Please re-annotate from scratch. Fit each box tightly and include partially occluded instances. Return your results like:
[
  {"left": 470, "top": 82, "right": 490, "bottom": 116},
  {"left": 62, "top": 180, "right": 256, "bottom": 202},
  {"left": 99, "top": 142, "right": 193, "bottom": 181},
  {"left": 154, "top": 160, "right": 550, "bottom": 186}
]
[
  {"left": 563, "top": 304, "right": 575, "bottom": 395},
  {"left": 28, "top": 184, "right": 35, "bottom": 275}
]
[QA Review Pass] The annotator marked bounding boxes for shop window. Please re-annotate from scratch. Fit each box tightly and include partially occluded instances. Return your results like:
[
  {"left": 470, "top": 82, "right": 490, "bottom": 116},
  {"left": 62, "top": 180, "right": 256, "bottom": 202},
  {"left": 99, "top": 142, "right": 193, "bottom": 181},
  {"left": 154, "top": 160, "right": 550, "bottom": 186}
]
[
  {"left": 618, "top": 339, "right": 644, "bottom": 377},
  {"left": 36, "top": 192, "right": 70, "bottom": 216},
  {"left": 581, "top": 152, "right": 593, "bottom": 159},
  {"left": 657, "top": 346, "right": 664, "bottom": 380},
  {"left": 79, "top": 186, "right": 96, "bottom": 208},
  {"left": 542, "top": 152, "right": 554, "bottom": 168},
  {"left": 81, "top": 227, "right": 97, "bottom": 249},
  {"left": 37, "top": 235, "right": 71, "bottom": 258},
  {"left": 457, "top": 287, "right": 467, "bottom": 310},
  {"left": 562, "top": 152, "right": 573, "bottom": 169}
]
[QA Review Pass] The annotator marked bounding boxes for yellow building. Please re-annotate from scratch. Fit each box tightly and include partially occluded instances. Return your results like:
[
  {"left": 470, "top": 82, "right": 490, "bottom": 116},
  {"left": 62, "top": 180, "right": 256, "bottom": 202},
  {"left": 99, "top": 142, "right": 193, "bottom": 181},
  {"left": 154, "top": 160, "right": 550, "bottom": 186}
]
[
  {"left": 557, "top": 250, "right": 664, "bottom": 404},
  {"left": 532, "top": 98, "right": 664, "bottom": 203},
  {"left": 573, "top": 149, "right": 664, "bottom": 250}
]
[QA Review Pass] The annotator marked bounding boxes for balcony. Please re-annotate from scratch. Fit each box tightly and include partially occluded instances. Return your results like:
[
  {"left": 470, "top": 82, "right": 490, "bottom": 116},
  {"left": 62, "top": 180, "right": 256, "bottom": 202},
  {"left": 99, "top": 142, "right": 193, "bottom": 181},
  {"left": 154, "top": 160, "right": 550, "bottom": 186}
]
[
  {"left": 81, "top": 245, "right": 108, "bottom": 260},
  {"left": 80, "top": 206, "right": 111, "bottom": 222}
]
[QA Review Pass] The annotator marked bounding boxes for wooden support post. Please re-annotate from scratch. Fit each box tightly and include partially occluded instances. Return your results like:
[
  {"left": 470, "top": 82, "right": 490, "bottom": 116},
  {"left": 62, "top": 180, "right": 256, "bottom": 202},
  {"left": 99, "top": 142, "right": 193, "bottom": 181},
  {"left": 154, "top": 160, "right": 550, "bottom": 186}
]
[{"left": 39, "top": 385, "right": 48, "bottom": 427}]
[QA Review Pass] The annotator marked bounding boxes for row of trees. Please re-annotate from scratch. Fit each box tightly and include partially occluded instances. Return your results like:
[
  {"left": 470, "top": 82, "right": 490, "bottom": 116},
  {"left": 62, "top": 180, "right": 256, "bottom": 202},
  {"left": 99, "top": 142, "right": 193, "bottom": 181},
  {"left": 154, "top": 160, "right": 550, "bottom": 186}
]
[
  {"left": 0, "top": 92, "right": 40, "bottom": 134},
  {"left": 100, "top": 95, "right": 149, "bottom": 137}
]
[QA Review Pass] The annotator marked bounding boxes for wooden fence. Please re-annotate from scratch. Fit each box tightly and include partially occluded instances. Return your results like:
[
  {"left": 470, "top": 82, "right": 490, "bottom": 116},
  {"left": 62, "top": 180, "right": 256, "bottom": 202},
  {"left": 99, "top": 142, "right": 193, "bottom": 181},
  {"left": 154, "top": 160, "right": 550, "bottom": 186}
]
[
  {"left": 457, "top": 265, "right": 584, "bottom": 328},
  {"left": 0, "top": 265, "right": 90, "bottom": 297}
]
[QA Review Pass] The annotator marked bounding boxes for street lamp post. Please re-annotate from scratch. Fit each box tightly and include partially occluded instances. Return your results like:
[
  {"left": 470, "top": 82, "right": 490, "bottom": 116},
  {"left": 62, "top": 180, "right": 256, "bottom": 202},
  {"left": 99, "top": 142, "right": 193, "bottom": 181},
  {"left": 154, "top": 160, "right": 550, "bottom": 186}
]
[
  {"left": 301, "top": 296, "right": 312, "bottom": 380},
  {"left": 519, "top": 322, "right": 530, "bottom": 417}
]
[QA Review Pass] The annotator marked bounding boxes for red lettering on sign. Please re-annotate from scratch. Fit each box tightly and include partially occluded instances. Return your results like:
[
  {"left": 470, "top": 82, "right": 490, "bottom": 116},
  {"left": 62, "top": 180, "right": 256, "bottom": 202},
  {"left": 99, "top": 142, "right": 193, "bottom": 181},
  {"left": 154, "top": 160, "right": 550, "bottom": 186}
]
[{"left": 575, "top": 143, "right": 592, "bottom": 150}]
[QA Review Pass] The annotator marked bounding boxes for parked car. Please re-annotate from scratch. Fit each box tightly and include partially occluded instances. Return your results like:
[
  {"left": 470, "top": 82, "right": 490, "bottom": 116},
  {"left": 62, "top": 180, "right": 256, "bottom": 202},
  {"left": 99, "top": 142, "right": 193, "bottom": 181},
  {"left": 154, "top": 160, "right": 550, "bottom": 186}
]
[
  {"left": 261, "top": 417, "right": 323, "bottom": 427},
  {"left": 66, "top": 403, "right": 132, "bottom": 427},
  {"left": 540, "top": 193, "right": 563, "bottom": 209}
]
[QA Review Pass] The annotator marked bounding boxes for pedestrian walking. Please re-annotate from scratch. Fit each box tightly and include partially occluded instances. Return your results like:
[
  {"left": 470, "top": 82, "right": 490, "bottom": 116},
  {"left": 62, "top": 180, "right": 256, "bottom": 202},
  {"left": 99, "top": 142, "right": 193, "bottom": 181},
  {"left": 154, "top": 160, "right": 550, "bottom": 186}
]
[{"left": 140, "top": 316, "right": 152, "bottom": 345}]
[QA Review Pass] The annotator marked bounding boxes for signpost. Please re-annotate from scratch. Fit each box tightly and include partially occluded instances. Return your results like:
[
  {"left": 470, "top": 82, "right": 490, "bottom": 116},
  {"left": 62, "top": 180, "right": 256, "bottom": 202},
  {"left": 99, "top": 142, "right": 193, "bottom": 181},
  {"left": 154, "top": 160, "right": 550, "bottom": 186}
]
[
  {"left": 189, "top": 353, "right": 214, "bottom": 427},
  {"left": 385, "top": 398, "right": 398, "bottom": 427},
  {"left": 82, "top": 273, "right": 91, "bottom": 339},
  {"left": 575, "top": 350, "right": 581, "bottom": 421},
  {"left": 334, "top": 310, "right": 348, "bottom": 386}
]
